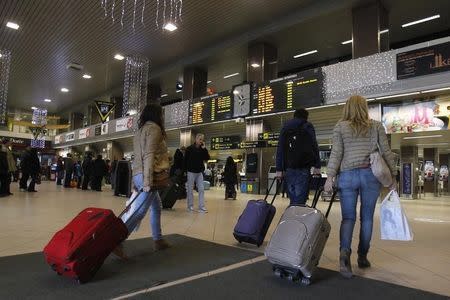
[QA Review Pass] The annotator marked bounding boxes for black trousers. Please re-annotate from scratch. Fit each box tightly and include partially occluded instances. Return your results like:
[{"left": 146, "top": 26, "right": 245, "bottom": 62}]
[
  {"left": 64, "top": 171, "right": 73, "bottom": 187},
  {"left": 82, "top": 174, "right": 91, "bottom": 190},
  {"left": 91, "top": 176, "right": 103, "bottom": 191},
  {"left": 0, "top": 173, "right": 9, "bottom": 195},
  {"left": 20, "top": 173, "right": 36, "bottom": 191}
]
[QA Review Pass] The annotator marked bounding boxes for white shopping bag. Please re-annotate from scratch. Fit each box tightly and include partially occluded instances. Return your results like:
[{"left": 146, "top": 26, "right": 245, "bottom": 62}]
[
  {"left": 123, "top": 190, "right": 141, "bottom": 232},
  {"left": 380, "top": 190, "right": 413, "bottom": 241}
]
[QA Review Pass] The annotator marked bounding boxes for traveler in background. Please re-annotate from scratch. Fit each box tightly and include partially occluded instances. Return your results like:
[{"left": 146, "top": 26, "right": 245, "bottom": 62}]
[
  {"left": 74, "top": 160, "right": 83, "bottom": 189},
  {"left": 19, "top": 147, "right": 40, "bottom": 192},
  {"left": 2, "top": 138, "right": 16, "bottom": 196},
  {"left": 204, "top": 167, "right": 212, "bottom": 184},
  {"left": 276, "top": 108, "right": 321, "bottom": 205},
  {"left": 324, "top": 95, "right": 397, "bottom": 279},
  {"left": 63, "top": 153, "right": 74, "bottom": 188},
  {"left": 111, "top": 159, "right": 118, "bottom": 190},
  {"left": 92, "top": 155, "right": 107, "bottom": 192},
  {"left": 56, "top": 156, "right": 64, "bottom": 186},
  {"left": 184, "top": 133, "right": 210, "bottom": 213},
  {"left": 170, "top": 148, "right": 184, "bottom": 177},
  {"left": 0, "top": 144, "right": 9, "bottom": 197},
  {"left": 81, "top": 153, "right": 94, "bottom": 190},
  {"left": 224, "top": 156, "right": 238, "bottom": 200},
  {"left": 113, "top": 103, "right": 170, "bottom": 259},
  {"left": 105, "top": 159, "right": 111, "bottom": 185}
]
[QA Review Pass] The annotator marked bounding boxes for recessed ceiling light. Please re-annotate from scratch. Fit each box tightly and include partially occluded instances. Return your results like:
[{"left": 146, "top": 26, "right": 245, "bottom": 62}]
[
  {"left": 207, "top": 80, "right": 212, "bottom": 84},
  {"left": 293, "top": 50, "right": 318, "bottom": 59},
  {"left": 61, "top": 88, "right": 69, "bottom": 92},
  {"left": 44, "top": 99, "right": 52, "bottom": 103},
  {"left": 163, "top": 22, "right": 177, "bottom": 31},
  {"left": 223, "top": 72, "right": 239, "bottom": 79},
  {"left": 380, "top": 29, "right": 389, "bottom": 34},
  {"left": 402, "top": 15, "right": 440, "bottom": 28},
  {"left": 31, "top": 106, "right": 37, "bottom": 110},
  {"left": 6, "top": 22, "right": 19, "bottom": 30},
  {"left": 114, "top": 54, "right": 125, "bottom": 60},
  {"left": 341, "top": 39, "right": 353, "bottom": 45},
  {"left": 161, "top": 94, "right": 168, "bottom": 97},
  {"left": 251, "top": 63, "right": 260, "bottom": 68},
  {"left": 82, "top": 74, "right": 92, "bottom": 79}
]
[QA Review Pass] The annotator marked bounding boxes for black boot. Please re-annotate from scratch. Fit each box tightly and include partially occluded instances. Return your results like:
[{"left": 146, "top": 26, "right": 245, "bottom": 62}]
[
  {"left": 339, "top": 249, "right": 353, "bottom": 279},
  {"left": 357, "top": 254, "right": 371, "bottom": 269}
]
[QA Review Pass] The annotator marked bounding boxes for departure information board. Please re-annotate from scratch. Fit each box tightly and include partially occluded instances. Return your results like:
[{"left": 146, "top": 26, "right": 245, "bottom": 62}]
[
  {"left": 251, "top": 68, "right": 323, "bottom": 116},
  {"left": 189, "top": 91, "right": 233, "bottom": 125}
]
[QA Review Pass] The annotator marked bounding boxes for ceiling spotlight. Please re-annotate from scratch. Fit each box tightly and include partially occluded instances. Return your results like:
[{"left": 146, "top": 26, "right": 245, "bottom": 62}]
[
  {"left": 251, "top": 63, "right": 261, "bottom": 68},
  {"left": 114, "top": 54, "right": 125, "bottom": 60},
  {"left": 6, "top": 22, "right": 19, "bottom": 30},
  {"left": 31, "top": 106, "right": 37, "bottom": 110},
  {"left": 44, "top": 99, "right": 52, "bottom": 103},
  {"left": 293, "top": 50, "right": 318, "bottom": 59},
  {"left": 61, "top": 88, "right": 69, "bottom": 92},
  {"left": 402, "top": 15, "right": 440, "bottom": 28},
  {"left": 82, "top": 74, "right": 92, "bottom": 79},
  {"left": 163, "top": 22, "right": 178, "bottom": 31}
]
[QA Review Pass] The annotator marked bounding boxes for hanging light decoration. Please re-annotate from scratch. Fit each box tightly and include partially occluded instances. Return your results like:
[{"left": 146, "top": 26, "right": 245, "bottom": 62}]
[
  {"left": 122, "top": 55, "right": 149, "bottom": 122},
  {"left": 0, "top": 49, "right": 11, "bottom": 126},
  {"left": 100, "top": 0, "right": 183, "bottom": 30},
  {"left": 31, "top": 107, "right": 48, "bottom": 148}
]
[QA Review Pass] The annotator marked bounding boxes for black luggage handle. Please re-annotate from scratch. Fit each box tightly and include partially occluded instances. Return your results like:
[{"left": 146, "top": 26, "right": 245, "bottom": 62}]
[
  {"left": 324, "top": 188, "right": 338, "bottom": 219},
  {"left": 264, "top": 177, "right": 282, "bottom": 205}
]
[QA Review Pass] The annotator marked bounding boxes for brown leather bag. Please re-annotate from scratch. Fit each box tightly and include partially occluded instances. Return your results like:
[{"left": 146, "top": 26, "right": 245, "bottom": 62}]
[{"left": 152, "top": 170, "right": 171, "bottom": 190}]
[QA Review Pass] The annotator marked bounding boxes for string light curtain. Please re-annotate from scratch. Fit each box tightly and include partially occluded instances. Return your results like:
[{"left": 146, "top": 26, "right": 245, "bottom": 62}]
[
  {"left": 31, "top": 108, "right": 48, "bottom": 148},
  {"left": 122, "top": 55, "right": 149, "bottom": 117},
  {"left": 0, "top": 50, "right": 11, "bottom": 126}
]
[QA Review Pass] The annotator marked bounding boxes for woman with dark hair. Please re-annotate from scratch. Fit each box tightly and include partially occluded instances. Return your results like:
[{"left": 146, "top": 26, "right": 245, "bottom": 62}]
[
  {"left": 114, "top": 103, "right": 170, "bottom": 258},
  {"left": 224, "top": 156, "right": 238, "bottom": 200}
]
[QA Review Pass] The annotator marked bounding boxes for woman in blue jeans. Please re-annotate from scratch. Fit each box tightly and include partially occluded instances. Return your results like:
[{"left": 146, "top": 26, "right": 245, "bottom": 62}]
[
  {"left": 325, "top": 95, "right": 397, "bottom": 278},
  {"left": 113, "top": 104, "right": 171, "bottom": 259}
]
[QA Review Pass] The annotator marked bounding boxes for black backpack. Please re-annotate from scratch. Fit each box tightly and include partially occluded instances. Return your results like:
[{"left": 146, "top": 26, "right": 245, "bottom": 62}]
[{"left": 284, "top": 124, "right": 315, "bottom": 169}]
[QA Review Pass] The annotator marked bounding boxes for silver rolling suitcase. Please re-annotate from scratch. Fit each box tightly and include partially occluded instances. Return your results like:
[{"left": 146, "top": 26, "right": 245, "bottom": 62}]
[{"left": 265, "top": 187, "right": 337, "bottom": 285}]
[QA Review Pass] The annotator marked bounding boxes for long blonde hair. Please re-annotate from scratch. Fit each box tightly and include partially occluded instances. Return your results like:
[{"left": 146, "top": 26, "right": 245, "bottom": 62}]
[{"left": 342, "top": 95, "right": 371, "bottom": 136}]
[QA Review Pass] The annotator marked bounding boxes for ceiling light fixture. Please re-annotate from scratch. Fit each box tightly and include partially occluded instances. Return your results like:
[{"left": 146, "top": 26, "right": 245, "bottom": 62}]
[
  {"left": 223, "top": 72, "right": 239, "bottom": 79},
  {"left": 114, "top": 54, "right": 125, "bottom": 60},
  {"left": 82, "top": 74, "right": 92, "bottom": 79},
  {"left": 161, "top": 94, "right": 168, "bottom": 98},
  {"left": 6, "top": 22, "right": 19, "bottom": 30},
  {"left": 61, "top": 88, "right": 69, "bottom": 93},
  {"left": 44, "top": 99, "right": 52, "bottom": 103},
  {"left": 293, "top": 50, "right": 318, "bottom": 59},
  {"left": 421, "top": 87, "right": 450, "bottom": 93},
  {"left": 403, "top": 135, "right": 442, "bottom": 140},
  {"left": 176, "top": 90, "right": 182, "bottom": 93},
  {"left": 380, "top": 29, "right": 389, "bottom": 34},
  {"left": 376, "top": 92, "right": 420, "bottom": 100},
  {"left": 207, "top": 80, "right": 212, "bottom": 84},
  {"left": 163, "top": 22, "right": 178, "bottom": 31},
  {"left": 0, "top": 54, "right": 2, "bottom": 58},
  {"left": 31, "top": 106, "right": 37, "bottom": 110},
  {"left": 233, "top": 90, "right": 240, "bottom": 95},
  {"left": 402, "top": 15, "right": 440, "bottom": 27},
  {"left": 251, "top": 63, "right": 261, "bottom": 68},
  {"left": 341, "top": 39, "right": 353, "bottom": 45}
]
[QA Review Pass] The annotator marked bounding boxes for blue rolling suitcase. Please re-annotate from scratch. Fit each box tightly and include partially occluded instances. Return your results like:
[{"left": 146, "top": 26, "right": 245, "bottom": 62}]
[{"left": 233, "top": 179, "right": 279, "bottom": 247}]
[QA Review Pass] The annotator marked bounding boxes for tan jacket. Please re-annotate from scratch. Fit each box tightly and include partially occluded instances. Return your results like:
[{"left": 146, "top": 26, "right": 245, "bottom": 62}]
[
  {"left": 132, "top": 121, "right": 170, "bottom": 188},
  {"left": 327, "top": 120, "right": 397, "bottom": 177},
  {"left": 1, "top": 145, "right": 17, "bottom": 172}
]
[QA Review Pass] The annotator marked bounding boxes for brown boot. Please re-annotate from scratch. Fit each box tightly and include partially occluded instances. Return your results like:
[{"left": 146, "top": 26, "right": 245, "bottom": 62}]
[
  {"left": 112, "top": 244, "right": 128, "bottom": 260},
  {"left": 154, "top": 239, "right": 171, "bottom": 251},
  {"left": 339, "top": 249, "right": 353, "bottom": 279}
]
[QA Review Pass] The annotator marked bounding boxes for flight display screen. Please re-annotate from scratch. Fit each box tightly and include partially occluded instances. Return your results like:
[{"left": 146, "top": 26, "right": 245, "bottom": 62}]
[
  {"left": 251, "top": 68, "right": 323, "bottom": 115},
  {"left": 189, "top": 91, "right": 233, "bottom": 125}
]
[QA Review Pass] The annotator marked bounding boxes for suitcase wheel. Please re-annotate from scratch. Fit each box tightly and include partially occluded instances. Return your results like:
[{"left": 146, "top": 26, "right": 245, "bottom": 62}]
[
  {"left": 300, "top": 277, "right": 311, "bottom": 286},
  {"left": 273, "top": 268, "right": 283, "bottom": 278}
]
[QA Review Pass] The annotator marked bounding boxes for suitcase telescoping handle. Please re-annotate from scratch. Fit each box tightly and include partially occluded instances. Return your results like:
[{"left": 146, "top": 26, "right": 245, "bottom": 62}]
[
  {"left": 118, "top": 189, "right": 142, "bottom": 219},
  {"left": 264, "top": 177, "right": 282, "bottom": 205}
]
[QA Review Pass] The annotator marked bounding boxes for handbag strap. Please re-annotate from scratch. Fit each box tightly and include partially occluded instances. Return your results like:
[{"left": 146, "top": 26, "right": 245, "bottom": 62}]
[{"left": 371, "top": 122, "right": 381, "bottom": 153}]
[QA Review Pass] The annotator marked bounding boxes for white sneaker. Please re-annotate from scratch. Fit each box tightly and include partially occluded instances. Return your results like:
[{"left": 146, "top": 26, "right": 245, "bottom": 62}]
[
  {"left": 198, "top": 208, "right": 208, "bottom": 213},
  {"left": 187, "top": 207, "right": 194, "bottom": 212}
]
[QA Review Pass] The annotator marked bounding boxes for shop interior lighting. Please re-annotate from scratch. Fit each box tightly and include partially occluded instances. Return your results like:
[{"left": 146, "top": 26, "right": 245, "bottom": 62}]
[
  {"left": 403, "top": 135, "right": 442, "bottom": 140},
  {"left": 161, "top": 94, "right": 168, "bottom": 98},
  {"left": 163, "top": 22, "right": 178, "bottom": 32},
  {"left": 114, "top": 54, "right": 125, "bottom": 60},
  {"left": 402, "top": 15, "right": 440, "bottom": 27},
  {"left": 293, "top": 50, "right": 318, "bottom": 59},
  {"left": 421, "top": 87, "right": 450, "bottom": 93},
  {"left": 82, "top": 74, "right": 92, "bottom": 79},
  {"left": 376, "top": 92, "right": 420, "bottom": 100},
  {"left": 61, "top": 88, "right": 69, "bottom": 93},
  {"left": 6, "top": 22, "right": 19, "bottom": 30},
  {"left": 44, "top": 99, "right": 52, "bottom": 103},
  {"left": 223, "top": 72, "right": 239, "bottom": 79},
  {"left": 251, "top": 63, "right": 261, "bottom": 68}
]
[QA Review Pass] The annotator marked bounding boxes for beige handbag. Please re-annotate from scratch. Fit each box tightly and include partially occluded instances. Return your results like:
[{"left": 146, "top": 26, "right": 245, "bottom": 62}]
[{"left": 370, "top": 124, "right": 393, "bottom": 187}]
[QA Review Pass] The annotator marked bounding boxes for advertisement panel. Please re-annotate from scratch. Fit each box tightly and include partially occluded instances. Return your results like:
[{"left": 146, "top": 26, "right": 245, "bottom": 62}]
[
  {"left": 65, "top": 132, "right": 75, "bottom": 142},
  {"left": 101, "top": 123, "right": 109, "bottom": 135},
  {"left": 402, "top": 163, "right": 412, "bottom": 195},
  {"left": 78, "top": 128, "right": 91, "bottom": 139},
  {"left": 116, "top": 117, "right": 133, "bottom": 132}
]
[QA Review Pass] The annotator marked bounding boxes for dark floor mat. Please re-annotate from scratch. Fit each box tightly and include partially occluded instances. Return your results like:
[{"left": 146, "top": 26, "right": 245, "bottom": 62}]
[
  {"left": 0, "top": 234, "right": 260, "bottom": 300},
  {"left": 138, "top": 260, "right": 447, "bottom": 300}
]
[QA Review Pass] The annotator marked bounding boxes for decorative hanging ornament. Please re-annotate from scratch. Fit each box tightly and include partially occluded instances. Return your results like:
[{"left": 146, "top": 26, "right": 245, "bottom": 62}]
[
  {"left": 0, "top": 49, "right": 11, "bottom": 127},
  {"left": 31, "top": 107, "right": 48, "bottom": 148},
  {"left": 100, "top": 0, "right": 183, "bottom": 30}
]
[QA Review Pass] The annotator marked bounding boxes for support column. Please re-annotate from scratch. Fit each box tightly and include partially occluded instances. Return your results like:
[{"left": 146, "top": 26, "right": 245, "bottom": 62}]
[
  {"left": 247, "top": 42, "right": 278, "bottom": 84},
  {"left": 438, "top": 153, "right": 449, "bottom": 195},
  {"left": 400, "top": 146, "right": 419, "bottom": 199},
  {"left": 423, "top": 148, "right": 439, "bottom": 197},
  {"left": 352, "top": 0, "right": 389, "bottom": 59},
  {"left": 70, "top": 112, "right": 84, "bottom": 130},
  {"left": 183, "top": 68, "right": 207, "bottom": 101},
  {"left": 180, "top": 128, "right": 195, "bottom": 148},
  {"left": 107, "top": 141, "right": 124, "bottom": 161},
  {"left": 147, "top": 84, "right": 162, "bottom": 104}
]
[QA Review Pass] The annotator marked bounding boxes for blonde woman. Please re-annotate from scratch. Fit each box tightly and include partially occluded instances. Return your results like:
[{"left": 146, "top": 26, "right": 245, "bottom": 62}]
[{"left": 324, "top": 95, "right": 397, "bottom": 279}]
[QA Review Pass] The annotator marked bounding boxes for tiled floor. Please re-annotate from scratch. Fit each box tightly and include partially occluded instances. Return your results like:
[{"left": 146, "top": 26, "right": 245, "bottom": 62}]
[{"left": 1, "top": 182, "right": 449, "bottom": 297}]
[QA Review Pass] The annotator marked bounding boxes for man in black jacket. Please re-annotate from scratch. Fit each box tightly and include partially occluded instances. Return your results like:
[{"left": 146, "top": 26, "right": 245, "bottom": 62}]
[
  {"left": 92, "top": 155, "right": 107, "bottom": 192},
  {"left": 81, "top": 153, "right": 94, "bottom": 190},
  {"left": 19, "top": 147, "right": 40, "bottom": 192},
  {"left": 184, "top": 134, "right": 210, "bottom": 213},
  {"left": 63, "top": 153, "right": 74, "bottom": 188}
]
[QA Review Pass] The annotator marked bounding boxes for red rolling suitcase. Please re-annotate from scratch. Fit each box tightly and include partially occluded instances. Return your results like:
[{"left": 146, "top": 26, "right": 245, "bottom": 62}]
[{"left": 43, "top": 199, "right": 136, "bottom": 283}]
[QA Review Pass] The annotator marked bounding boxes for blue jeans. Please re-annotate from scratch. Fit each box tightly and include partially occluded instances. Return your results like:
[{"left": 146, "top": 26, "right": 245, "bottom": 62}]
[
  {"left": 187, "top": 172, "right": 206, "bottom": 209},
  {"left": 121, "top": 174, "right": 162, "bottom": 240},
  {"left": 338, "top": 168, "right": 381, "bottom": 255},
  {"left": 285, "top": 168, "right": 310, "bottom": 205}
]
